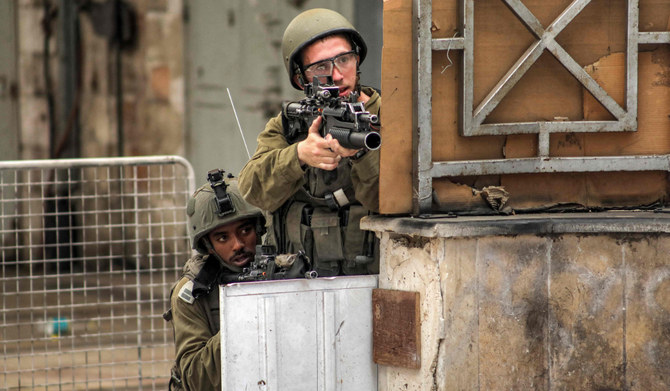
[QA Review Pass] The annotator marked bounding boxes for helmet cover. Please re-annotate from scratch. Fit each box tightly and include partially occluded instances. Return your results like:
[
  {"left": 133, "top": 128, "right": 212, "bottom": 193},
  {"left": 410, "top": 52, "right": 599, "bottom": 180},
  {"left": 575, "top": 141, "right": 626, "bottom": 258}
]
[
  {"left": 186, "top": 178, "right": 265, "bottom": 255},
  {"left": 281, "top": 8, "right": 367, "bottom": 89}
]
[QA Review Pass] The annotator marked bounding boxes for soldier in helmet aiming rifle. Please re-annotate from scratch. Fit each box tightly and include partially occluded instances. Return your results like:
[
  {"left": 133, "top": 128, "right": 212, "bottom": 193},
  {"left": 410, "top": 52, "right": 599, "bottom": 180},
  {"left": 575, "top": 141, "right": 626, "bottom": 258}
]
[{"left": 238, "top": 8, "right": 381, "bottom": 277}]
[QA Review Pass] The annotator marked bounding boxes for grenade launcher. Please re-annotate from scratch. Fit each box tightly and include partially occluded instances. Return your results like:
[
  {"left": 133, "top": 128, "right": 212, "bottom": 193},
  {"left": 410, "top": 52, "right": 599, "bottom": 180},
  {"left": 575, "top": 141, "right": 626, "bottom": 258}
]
[{"left": 282, "top": 78, "right": 381, "bottom": 151}]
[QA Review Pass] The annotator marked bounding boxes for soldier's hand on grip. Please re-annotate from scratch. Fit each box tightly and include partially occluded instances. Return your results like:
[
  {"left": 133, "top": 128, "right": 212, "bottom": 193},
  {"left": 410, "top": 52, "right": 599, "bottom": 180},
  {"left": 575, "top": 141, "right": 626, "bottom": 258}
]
[{"left": 297, "top": 116, "right": 342, "bottom": 171}]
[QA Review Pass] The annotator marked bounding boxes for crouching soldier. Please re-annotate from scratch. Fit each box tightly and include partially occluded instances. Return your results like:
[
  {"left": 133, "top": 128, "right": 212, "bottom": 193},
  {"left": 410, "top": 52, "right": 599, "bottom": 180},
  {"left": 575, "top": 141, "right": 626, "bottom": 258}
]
[{"left": 165, "top": 170, "right": 268, "bottom": 391}]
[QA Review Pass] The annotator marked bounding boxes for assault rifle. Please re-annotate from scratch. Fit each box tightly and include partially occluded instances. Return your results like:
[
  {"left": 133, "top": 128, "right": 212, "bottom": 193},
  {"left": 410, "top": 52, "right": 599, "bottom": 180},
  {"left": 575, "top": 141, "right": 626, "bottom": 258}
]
[
  {"left": 221, "top": 245, "right": 317, "bottom": 283},
  {"left": 282, "top": 77, "right": 381, "bottom": 151}
]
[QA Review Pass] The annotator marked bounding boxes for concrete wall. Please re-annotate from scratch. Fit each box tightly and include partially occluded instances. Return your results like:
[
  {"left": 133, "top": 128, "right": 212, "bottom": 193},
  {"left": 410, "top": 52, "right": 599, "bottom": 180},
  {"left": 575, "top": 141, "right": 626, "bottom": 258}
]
[
  {"left": 8, "top": 1, "right": 187, "bottom": 274},
  {"left": 363, "top": 213, "right": 670, "bottom": 390}
]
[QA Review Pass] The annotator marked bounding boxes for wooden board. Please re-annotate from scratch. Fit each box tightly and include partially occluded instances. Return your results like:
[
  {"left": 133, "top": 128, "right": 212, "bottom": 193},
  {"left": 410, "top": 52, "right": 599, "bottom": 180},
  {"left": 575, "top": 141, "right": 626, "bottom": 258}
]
[
  {"left": 380, "top": 0, "right": 670, "bottom": 214},
  {"left": 503, "top": 49, "right": 670, "bottom": 208}
]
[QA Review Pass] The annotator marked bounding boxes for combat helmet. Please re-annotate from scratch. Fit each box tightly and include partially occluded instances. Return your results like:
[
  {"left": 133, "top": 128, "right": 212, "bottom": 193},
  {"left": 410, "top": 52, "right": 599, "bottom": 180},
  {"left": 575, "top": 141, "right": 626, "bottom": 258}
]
[
  {"left": 282, "top": 8, "right": 367, "bottom": 89},
  {"left": 186, "top": 170, "right": 265, "bottom": 255}
]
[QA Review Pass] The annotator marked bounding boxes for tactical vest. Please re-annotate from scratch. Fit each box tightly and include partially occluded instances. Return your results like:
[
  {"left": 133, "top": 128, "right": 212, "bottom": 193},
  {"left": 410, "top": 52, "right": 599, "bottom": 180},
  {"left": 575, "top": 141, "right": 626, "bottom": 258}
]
[{"left": 273, "top": 123, "right": 379, "bottom": 276}]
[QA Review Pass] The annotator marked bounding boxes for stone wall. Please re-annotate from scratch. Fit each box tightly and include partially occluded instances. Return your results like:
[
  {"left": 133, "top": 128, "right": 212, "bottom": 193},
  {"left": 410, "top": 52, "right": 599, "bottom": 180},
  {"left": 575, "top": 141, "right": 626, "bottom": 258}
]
[{"left": 364, "top": 213, "right": 670, "bottom": 390}]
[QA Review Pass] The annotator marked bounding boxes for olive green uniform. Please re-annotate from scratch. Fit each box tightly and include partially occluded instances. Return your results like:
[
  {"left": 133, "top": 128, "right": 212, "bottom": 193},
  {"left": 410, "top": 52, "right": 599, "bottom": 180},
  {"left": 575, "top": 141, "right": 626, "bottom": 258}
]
[
  {"left": 170, "top": 253, "right": 235, "bottom": 391},
  {"left": 239, "top": 87, "right": 380, "bottom": 213},
  {"left": 167, "top": 173, "right": 265, "bottom": 390},
  {"left": 238, "top": 87, "right": 380, "bottom": 275}
]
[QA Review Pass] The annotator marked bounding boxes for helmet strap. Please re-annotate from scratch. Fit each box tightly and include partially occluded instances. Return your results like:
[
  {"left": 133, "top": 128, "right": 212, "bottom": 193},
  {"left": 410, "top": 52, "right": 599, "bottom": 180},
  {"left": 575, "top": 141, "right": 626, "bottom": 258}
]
[
  {"left": 352, "top": 40, "right": 360, "bottom": 56},
  {"left": 295, "top": 72, "right": 306, "bottom": 89},
  {"left": 255, "top": 217, "right": 267, "bottom": 240},
  {"left": 291, "top": 58, "right": 306, "bottom": 89},
  {"left": 202, "top": 237, "right": 224, "bottom": 263},
  {"left": 355, "top": 67, "right": 362, "bottom": 96}
]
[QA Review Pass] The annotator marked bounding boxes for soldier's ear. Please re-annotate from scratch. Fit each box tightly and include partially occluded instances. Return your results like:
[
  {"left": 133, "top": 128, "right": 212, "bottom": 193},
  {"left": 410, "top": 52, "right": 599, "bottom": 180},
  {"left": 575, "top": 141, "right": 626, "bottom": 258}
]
[{"left": 293, "top": 73, "right": 305, "bottom": 90}]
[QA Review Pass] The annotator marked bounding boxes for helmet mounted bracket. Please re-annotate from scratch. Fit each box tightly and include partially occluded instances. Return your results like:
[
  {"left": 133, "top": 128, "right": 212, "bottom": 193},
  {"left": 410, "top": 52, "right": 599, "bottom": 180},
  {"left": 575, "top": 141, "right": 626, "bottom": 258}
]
[{"left": 207, "top": 169, "right": 235, "bottom": 217}]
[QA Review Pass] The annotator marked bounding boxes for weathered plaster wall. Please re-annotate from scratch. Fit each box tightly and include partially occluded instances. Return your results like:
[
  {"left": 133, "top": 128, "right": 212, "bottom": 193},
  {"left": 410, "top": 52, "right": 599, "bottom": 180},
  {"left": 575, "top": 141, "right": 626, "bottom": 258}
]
[
  {"left": 367, "top": 215, "right": 670, "bottom": 390},
  {"left": 16, "top": 0, "right": 184, "bottom": 160},
  {"left": 12, "top": 1, "right": 185, "bottom": 269},
  {"left": 17, "top": 0, "right": 52, "bottom": 159}
]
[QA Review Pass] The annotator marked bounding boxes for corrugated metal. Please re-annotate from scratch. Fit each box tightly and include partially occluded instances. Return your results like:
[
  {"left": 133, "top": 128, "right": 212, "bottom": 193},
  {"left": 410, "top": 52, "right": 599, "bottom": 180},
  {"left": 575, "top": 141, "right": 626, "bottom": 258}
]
[{"left": 220, "top": 275, "right": 378, "bottom": 391}]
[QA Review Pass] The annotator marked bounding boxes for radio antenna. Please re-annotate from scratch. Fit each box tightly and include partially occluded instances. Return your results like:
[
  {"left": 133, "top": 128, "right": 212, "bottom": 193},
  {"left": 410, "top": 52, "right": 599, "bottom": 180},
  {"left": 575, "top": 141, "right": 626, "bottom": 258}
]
[{"left": 227, "top": 88, "right": 251, "bottom": 159}]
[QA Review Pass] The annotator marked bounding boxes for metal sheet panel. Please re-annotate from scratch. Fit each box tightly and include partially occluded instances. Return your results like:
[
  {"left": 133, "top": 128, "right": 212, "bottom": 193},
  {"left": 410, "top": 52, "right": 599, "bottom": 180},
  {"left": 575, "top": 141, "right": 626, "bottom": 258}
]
[{"left": 220, "top": 275, "right": 378, "bottom": 391}]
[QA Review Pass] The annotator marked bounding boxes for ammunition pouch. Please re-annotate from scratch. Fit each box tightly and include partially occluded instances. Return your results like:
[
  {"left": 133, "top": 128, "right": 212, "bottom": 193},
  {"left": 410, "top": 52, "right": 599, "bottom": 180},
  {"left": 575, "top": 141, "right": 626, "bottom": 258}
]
[
  {"left": 273, "top": 121, "right": 379, "bottom": 275},
  {"left": 311, "top": 207, "right": 344, "bottom": 276},
  {"left": 342, "top": 205, "right": 372, "bottom": 275},
  {"left": 285, "top": 202, "right": 313, "bottom": 256}
]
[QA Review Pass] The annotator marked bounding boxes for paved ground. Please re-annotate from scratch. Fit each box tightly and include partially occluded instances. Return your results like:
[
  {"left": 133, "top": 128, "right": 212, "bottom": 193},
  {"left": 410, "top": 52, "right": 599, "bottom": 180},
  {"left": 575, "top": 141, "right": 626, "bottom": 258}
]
[{"left": 2, "top": 266, "right": 177, "bottom": 390}]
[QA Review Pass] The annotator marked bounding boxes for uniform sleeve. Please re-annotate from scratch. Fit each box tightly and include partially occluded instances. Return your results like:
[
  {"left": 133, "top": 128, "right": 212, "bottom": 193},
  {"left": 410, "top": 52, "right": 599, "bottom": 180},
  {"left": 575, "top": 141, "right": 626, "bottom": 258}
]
[
  {"left": 171, "top": 279, "right": 221, "bottom": 391},
  {"left": 238, "top": 114, "right": 308, "bottom": 212}
]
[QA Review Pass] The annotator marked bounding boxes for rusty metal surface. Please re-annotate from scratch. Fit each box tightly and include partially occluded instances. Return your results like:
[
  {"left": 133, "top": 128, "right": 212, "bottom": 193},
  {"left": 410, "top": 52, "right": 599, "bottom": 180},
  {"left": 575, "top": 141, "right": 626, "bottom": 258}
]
[
  {"left": 639, "top": 31, "right": 670, "bottom": 44},
  {"left": 413, "top": 0, "right": 435, "bottom": 214}
]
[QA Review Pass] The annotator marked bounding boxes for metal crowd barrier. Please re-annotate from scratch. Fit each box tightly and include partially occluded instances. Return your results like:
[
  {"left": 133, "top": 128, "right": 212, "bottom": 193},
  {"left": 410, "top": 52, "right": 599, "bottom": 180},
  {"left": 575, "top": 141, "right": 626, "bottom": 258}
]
[{"left": 0, "top": 156, "right": 195, "bottom": 390}]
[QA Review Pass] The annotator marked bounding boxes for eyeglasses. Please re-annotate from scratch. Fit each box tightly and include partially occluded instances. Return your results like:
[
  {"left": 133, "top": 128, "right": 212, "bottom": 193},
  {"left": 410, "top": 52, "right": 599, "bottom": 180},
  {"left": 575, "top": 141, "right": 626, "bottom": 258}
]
[{"left": 302, "top": 51, "right": 358, "bottom": 79}]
